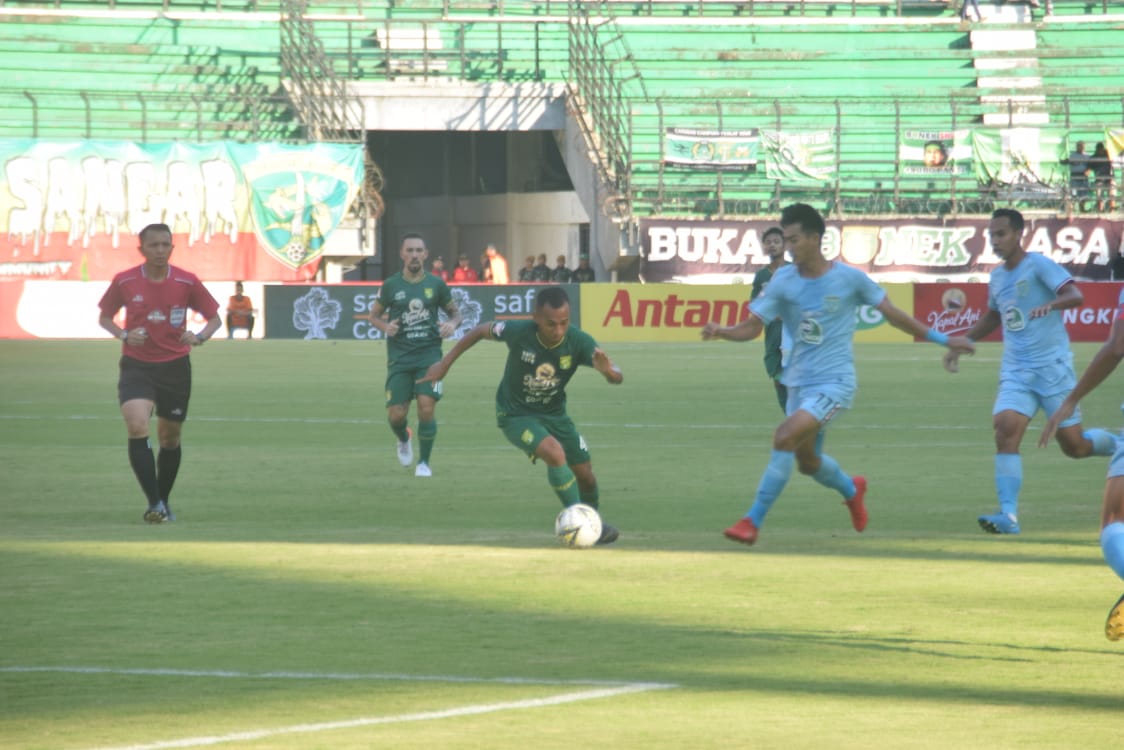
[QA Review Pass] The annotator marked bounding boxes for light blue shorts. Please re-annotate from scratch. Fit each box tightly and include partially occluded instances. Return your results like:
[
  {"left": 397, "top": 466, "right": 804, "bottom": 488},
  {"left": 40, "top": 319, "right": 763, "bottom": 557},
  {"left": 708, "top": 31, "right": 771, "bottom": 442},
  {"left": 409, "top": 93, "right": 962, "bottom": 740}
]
[
  {"left": 993, "top": 359, "right": 1081, "bottom": 429},
  {"left": 786, "top": 382, "right": 854, "bottom": 426},
  {"left": 1107, "top": 437, "right": 1124, "bottom": 478}
]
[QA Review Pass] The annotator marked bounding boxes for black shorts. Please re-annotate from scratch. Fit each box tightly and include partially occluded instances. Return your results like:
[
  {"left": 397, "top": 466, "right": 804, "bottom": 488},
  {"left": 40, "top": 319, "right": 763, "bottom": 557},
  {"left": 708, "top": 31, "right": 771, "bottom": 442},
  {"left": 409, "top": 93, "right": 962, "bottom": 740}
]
[{"left": 118, "top": 355, "right": 192, "bottom": 422}]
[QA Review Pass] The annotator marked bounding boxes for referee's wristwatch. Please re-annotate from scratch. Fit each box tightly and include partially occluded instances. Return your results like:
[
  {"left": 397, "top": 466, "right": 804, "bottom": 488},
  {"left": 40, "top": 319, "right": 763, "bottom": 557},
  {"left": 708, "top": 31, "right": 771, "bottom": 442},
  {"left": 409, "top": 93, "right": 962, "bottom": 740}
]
[{"left": 119, "top": 330, "right": 128, "bottom": 341}]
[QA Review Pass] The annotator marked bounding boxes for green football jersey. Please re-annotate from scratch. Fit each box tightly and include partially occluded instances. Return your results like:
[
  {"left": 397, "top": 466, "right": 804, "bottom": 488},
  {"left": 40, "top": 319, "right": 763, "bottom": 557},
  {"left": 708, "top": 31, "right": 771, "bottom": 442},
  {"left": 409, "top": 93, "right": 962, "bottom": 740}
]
[
  {"left": 492, "top": 319, "right": 597, "bottom": 417},
  {"left": 378, "top": 272, "right": 453, "bottom": 362}
]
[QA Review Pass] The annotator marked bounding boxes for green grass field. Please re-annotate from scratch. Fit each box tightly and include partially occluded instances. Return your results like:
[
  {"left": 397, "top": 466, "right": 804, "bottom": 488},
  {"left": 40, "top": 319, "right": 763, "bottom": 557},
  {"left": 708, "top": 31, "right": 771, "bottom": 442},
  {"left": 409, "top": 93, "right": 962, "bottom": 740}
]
[{"left": 2, "top": 339, "right": 1122, "bottom": 749}]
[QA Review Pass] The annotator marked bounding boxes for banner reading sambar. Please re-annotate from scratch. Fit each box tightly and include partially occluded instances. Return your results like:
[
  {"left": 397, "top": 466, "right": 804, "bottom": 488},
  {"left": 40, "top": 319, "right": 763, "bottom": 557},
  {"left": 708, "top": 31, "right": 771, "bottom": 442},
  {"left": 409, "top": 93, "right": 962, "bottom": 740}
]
[{"left": 0, "top": 139, "right": 363, "bottom": 282}]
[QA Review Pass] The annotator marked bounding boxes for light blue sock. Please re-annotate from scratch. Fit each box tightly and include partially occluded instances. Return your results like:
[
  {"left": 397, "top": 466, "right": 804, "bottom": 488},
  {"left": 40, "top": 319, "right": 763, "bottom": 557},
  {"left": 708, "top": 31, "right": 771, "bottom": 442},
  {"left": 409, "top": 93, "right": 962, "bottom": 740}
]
[
  {"left": 811, "top": 453, "right": 855, "bottom": 500},
  {"left": 1102, "top": 522, "right": 1124, "bottom": 581},
  {"left": 1083, "top": 429, "right": 1118, "bottom": 457},
  {"left": 995, "top": 453, "right": 1022, "bottom": 518},
  {"left": 748, "top": 450, "right": 795, "bottom": 528}
]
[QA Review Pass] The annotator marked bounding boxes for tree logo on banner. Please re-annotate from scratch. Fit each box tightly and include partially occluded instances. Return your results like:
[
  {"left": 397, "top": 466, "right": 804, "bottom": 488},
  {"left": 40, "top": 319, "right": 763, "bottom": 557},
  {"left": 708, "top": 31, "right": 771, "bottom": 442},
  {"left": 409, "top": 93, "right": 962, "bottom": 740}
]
[{"left": 239, "top": 145, "right": 363, "bottom": 271}]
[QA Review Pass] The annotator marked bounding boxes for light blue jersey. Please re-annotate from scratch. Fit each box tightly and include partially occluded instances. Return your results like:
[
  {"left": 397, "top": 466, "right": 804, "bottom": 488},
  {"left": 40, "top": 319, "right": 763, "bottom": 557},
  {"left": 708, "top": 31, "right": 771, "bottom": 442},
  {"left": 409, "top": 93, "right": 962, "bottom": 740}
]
[
  {"left": 989, "top": 252, "right": 1074, "bottom": 374},
  {"left": 749, "top": 261, "right": 886, "bottom": 393}
]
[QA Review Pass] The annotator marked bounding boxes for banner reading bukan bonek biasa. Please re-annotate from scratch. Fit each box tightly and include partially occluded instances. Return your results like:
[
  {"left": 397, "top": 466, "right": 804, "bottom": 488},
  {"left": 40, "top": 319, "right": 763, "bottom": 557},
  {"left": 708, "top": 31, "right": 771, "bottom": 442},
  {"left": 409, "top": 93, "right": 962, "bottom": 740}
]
[
  {"left": 0, "top": 139, "right": 363, "bottom": 281},
  {"left": 639, "top": 217, "right": 1123, "bottom": 284}
]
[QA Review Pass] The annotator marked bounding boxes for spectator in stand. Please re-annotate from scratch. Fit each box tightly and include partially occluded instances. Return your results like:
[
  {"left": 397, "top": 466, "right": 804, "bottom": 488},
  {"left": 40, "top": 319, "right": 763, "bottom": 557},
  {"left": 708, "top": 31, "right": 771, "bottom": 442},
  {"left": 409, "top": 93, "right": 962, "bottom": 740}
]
[
  {"left": 1090, "top": 142, "right": 1116, "bottom": 213},
  {"left": 226, "top": 281, "right": 255, "bottom": 340},
  {"left": 478, "top": 250, "right": 492, "bottom": 283},
  {"left": 452, "top": 253, "right": 479, "bottom": 283},
  {"left": 431, "top": 256, "right": 449, "bottom": 281},
  {"left": 485, "top": 244, "right": 510, "bottom": 284},
  {"left": 572, "top": 254, "right": 595, "bottom": 283},
  {"left": 1066, "top": 141, "right": 1090, "bottom": 211},
  {"left": 551, "top": 254, "right": 572, "bottom": 283},
  {"left": 531, "top": 253, "right": 551, "bottom": 282},
  {"left": 518, "top": 256, "right": 535, "bottom": 282}
]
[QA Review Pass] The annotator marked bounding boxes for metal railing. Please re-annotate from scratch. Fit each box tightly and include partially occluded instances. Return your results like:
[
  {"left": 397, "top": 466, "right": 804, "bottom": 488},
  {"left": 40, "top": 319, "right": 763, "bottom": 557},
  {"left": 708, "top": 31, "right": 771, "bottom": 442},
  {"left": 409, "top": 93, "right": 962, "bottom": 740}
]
[
  {"left": 6, "top": 89, "right": 299, "bottom": 142},
  {"left": 566, "top": 0, "right": 649, "bottom": 219},
  {"left": 629, "top": 95, "right": 1124, "bottom": 219},
  {"left": 279, "top": 0, "right": 365, "bottom": 142}
]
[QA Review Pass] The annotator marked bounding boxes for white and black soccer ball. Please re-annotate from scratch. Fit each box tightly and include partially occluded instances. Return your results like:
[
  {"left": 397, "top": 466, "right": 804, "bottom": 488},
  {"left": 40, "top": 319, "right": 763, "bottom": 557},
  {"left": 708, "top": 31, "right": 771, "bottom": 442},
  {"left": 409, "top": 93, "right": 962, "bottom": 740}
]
[{"left": 554, "top": 503, "right": 602, "bottom": 549}]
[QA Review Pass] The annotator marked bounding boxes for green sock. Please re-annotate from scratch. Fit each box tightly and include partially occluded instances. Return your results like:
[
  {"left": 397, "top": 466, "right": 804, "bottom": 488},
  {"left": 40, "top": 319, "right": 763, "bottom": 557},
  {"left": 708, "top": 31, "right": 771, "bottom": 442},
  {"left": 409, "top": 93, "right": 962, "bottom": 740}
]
[
  {"left": 418, "top": 420, "right": 436, "bottom": 464},
  {"left": 547, "top": 465, "right": 581, "bottom": 507},
  {"left": 390, "top": 419, "right": 409, "bottom": 444}
]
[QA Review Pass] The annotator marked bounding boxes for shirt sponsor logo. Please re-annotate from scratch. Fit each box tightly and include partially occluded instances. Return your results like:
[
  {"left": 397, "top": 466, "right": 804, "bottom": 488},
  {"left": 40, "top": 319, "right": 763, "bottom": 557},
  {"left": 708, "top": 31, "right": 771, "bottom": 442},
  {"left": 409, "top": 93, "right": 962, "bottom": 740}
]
[{"left": 146, "top": 309, "right": 167, "bottom": 324}]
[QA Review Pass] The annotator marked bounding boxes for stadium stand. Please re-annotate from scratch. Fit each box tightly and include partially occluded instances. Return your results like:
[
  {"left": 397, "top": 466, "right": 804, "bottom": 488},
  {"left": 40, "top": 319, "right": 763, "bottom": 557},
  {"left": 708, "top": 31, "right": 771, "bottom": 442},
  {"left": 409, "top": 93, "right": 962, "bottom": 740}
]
[{"left": 1, "top": 0, "right": 1120, "bottom": 222}]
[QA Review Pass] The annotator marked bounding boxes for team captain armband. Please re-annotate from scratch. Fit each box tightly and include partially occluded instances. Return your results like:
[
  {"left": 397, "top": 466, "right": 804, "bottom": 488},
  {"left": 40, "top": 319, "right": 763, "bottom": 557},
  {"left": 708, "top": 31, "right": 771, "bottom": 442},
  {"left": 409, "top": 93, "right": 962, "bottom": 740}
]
[
  {"left": 925, "top": 328, "right": 950, "bottom": 346},
  {"left": 490, "top": 321, "right": 506, "bottom": 338}
]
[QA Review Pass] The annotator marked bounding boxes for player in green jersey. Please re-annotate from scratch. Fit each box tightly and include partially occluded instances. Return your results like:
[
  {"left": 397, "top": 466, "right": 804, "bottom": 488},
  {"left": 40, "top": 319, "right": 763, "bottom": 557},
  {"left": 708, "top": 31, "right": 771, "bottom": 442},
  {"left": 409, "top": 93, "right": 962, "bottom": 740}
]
[
  {"left": 368, "top": 233, "right": 462, "bottom": 477},
  {"left": 752, "top": 226, "right": 789, "bottom": 412},
  {"left": 420, "top": 286, "right": 624, "bottom": 544}
]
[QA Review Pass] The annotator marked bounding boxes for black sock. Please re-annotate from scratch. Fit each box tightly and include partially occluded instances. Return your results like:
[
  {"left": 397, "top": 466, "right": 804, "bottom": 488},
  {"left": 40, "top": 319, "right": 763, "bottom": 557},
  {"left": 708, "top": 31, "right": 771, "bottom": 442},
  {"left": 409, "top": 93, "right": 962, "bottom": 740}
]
[
  {"left": 128, "top": 438, "right": 160, "bottom": 505},
  {"left": 157, "top": 445, "right": 182, "bottom": 504}
]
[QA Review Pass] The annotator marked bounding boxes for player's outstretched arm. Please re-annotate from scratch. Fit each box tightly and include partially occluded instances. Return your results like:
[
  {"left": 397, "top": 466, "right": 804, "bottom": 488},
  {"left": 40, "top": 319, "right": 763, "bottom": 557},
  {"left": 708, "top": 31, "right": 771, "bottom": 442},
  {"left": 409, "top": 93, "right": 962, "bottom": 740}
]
[
  {"left": 1039, "top": 315, "right": 1124, "bottom": 447},
  {"left": 592, "top": 347, "right": 623, "bottom": 385},
  {"left": 701, "top": 314, "right": 764, "bottom": 342},
  {"left": 1030, "top": 280, "right": 1083, "bottom": 320},
  {"left": 418, "top": 322, "right": 492, "bottom": 384},
  {"left": 876, "top": 298, "right": 975, "bottom": 367}
]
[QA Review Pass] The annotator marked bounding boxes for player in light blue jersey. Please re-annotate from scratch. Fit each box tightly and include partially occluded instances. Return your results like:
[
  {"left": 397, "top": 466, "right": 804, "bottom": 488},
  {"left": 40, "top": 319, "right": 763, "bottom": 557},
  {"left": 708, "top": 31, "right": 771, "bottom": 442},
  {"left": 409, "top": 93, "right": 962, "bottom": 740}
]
[
  {"left": 703, "top": 203, "right": 975, "bottom": 546},
  {"left": 944, "top": 209, "right": 1118, "bottom": 535},
  {"left": 1039, "top": 287, "right": 1124, "bottom": 640}
]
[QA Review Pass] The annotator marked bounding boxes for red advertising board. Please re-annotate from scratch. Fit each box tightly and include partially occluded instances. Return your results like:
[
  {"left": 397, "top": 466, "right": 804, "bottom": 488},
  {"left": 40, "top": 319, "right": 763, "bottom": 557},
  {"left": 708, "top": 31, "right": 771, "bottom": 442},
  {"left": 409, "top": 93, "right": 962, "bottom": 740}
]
[{"left": 914, "top": 281, "right": 1123, "bottom": 343}]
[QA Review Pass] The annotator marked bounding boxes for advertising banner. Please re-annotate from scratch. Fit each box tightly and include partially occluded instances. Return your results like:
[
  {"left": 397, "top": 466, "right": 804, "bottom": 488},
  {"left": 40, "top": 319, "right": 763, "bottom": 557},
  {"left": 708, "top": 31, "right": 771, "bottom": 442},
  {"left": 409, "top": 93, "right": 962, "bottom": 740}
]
[
  {"left": 639, "top": 217, "right": 1122, "bottom": 284},
  {"left": 263, "top": 283, "right": 578, "bottom": 340},
  {"left": 0, "top": 139, "right": 363, "bottom": 282},
  {"left": 0, "top": 279, "right": 263, "bottom": 339},
  {"left": 913, "top": 281, "right": 1122, "bottom": 344},
  {"left": 579, "top": 283, "right": 912, "bottom": 343},
  {"left": 664, "top": 128, "right": 759, "bottom": 171}
]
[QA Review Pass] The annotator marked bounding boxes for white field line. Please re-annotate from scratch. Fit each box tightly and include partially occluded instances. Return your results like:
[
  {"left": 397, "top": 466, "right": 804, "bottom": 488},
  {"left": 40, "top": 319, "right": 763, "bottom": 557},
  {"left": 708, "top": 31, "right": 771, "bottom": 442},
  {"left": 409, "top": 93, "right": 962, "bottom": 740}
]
[
  {"left": 2, "top": 666, "right": 677, "bottom": 750},
  {"left": 0, "top": 413, "right": 986, "bottom": 431}
]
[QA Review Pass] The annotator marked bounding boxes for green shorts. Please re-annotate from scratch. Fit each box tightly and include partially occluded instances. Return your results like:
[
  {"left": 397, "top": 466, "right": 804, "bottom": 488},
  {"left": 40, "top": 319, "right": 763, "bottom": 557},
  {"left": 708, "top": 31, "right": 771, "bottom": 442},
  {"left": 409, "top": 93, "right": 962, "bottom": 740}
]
[
  {"left": 384, "top": 349, "right": 443, "bottom": 407},
  {"left": 498, "top": 413, "right": 590, "bottom": 465}
]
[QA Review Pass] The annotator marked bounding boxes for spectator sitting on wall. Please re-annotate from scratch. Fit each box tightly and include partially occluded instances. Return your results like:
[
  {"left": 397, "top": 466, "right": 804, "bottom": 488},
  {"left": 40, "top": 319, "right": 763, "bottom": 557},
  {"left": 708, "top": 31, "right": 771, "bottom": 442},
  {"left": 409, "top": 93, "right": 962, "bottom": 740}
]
[
  {"left": 518, "top": 255, "right": 535, "bottom": 282},
  {"left": 485, "top": 244, "right": 510, "bottom": 284},
  {"left": 530, "top": 253, "right": 551, "bottom": 282},
  {"left": 431, "top": 256, "right": 449, "bottom": 282},
  {"left": 479, "top": 251, "right": 493, "bottom": 283},
  {"left": 551, "top": 254, "right": 572, "bottom": 283},
  {"left": 452, "top": 254, "right": 479, "bottom": 283},
  {"left": 572, "top": 254, "right": 595, "bottom": 283}
]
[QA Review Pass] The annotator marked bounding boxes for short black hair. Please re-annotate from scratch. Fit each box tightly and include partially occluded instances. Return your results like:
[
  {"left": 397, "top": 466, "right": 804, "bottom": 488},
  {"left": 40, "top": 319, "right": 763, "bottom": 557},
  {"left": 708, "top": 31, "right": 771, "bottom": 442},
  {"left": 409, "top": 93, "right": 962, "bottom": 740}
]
[
  {"left": 400, "top": 232, "right": 426, "bottom": 248},
  {"left": 763, "top": 226, "right": 783, "bottom": 241},
  {"left": 536, "top": 286, "right": 570, "bottom": 311},
  {"left": 991, "top": 208, "right": 1024, "bottom": 233},
  {"left": 139, "top": 223, "right": 171, "bottom": 243},
  {"left": 780, "top": 203, "right": 825, "bottom": 237}
]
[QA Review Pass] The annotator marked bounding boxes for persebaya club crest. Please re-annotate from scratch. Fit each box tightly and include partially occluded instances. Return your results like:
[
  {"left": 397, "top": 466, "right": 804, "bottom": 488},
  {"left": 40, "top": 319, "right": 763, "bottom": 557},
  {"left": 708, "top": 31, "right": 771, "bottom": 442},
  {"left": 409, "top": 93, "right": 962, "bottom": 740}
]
[{"left": 241, "top": 145, "right": 363, "bottom": 271}]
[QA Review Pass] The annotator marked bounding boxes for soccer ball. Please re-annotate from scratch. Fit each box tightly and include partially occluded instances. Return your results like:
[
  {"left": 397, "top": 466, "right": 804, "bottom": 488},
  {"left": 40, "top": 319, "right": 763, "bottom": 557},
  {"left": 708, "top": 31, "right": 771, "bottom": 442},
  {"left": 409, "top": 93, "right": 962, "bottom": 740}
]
[{"left": 554, "top": 503, "right": 602, "bottom": 548}]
